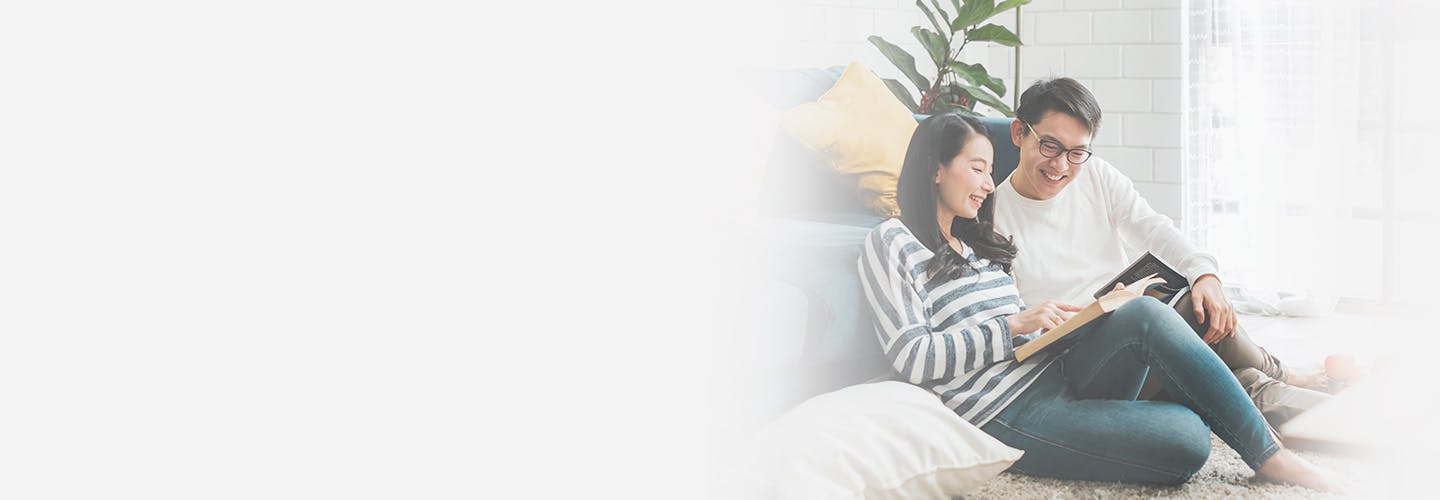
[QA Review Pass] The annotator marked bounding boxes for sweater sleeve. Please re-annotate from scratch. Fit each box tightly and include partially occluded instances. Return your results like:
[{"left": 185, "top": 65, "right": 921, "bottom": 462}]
[
  {"left": 857, "top": 224, "right": 1016, "bottom": 385},
  {"left": 1098, "top": 159, "right": 1221, "bottom": 285}
]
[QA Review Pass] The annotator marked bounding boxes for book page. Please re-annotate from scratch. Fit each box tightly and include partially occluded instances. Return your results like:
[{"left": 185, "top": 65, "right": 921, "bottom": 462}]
[
  {"left": 1124, "top": 273, "right": 1165, "bottom": 294},
  {"left": 1017, "top": 275, "right": 1170, "bottom": 362},
  {"left": 1093, "top": 252, "right": 1189, "bottom": 299}
]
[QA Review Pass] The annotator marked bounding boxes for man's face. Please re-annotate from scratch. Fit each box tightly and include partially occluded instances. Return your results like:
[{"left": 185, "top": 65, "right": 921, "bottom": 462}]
[{"left": 1009, "top": 111, "right": 1094, "bottom": 200}]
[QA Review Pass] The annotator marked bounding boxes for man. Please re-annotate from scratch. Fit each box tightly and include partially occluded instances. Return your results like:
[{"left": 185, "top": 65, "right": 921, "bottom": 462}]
[{"left": 991, "top": 77, "right": 1327, "bottom": 425}]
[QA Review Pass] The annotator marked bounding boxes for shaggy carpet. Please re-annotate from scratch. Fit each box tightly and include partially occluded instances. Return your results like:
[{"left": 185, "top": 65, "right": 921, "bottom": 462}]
[{"left": 963, "top": 434, "right": 1392, "bottom": 499}]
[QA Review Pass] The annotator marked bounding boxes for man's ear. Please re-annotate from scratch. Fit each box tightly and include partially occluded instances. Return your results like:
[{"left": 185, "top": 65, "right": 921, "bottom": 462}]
[{"left": 1010, "top": 119, "right": 1024, "bottom": 147}]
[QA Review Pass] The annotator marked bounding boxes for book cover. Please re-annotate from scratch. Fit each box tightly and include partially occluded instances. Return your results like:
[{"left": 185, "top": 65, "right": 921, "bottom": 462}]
[{"left": 1093, "top": 251, "right": 1190, "bottom": 306}]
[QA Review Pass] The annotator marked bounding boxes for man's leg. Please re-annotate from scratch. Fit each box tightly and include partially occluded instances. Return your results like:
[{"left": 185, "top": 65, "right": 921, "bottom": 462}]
[
  {"left": 1172, "top": 291, "right": 1289, "bottom": 380},
  {"left": 1233, "top": 368, "right": 1331, "bottom": 426}
]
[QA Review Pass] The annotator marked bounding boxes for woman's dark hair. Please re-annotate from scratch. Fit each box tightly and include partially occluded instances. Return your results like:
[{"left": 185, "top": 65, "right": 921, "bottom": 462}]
[
  {"left": 897, "top": 113, "right": 1018, "bottom": 280},
  {"left": 1015, "top": 77, "right": 1103, "bottom": 136}
]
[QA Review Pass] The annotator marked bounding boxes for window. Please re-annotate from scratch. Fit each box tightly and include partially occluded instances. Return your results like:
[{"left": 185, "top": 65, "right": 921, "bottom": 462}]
[{"left": 1183, "top": 0, "right": 1440, "bottom": 305}]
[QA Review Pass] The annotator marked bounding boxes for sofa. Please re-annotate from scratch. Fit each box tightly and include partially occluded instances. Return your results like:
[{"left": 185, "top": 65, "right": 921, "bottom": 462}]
[{"left": 748, "top": 65, "right": 1024, "bottom": 420}]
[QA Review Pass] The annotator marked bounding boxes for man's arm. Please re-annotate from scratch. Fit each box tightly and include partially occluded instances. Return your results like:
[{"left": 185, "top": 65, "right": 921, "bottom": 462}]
[{"left": 1097, "top": 158, "right": 1236, "bottom": 341}]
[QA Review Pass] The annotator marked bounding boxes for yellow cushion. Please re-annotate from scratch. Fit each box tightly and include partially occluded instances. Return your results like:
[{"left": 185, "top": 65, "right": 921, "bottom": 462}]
[{"left": 779, "top": 61, "right": 918, "bottom": 218}]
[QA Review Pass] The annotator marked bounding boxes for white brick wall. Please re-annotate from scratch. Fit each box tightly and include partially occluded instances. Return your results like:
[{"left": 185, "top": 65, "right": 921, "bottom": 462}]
[
  {"left": 766, "top": 1, "right": 958, "bottom": 102},
  {"left": 1091, "top": 80, "right": 1151, "bottom": 112},
  {"left": 1034, "top": 12, "right": 1092, "bottom": 44},
  {"left": 1067, "top": 0, "right": 1123, "bottom": 9},
  {"left": 1093, "top": 11, "right": 1151, "bottom": 43},
  {"left": 1153, "top": 148, "right": 1182, "bottom": 183},
  {"left": 1020, "top": 46, "right": 1066, "bottom": 78},
  {"left": 767, "top": 0, "right": 1185, "bottom": 219},
  {"left": 1122, "top": 113, "right": 1180, "bottom": 148},
  {"left": 1009, "top": 0, "right": 1185, "bottom": 220},
  {"left": 1025, "top": 1, "right": 1067, "bottom": 11},
  {"left": 1123, "top": 45, "right": 1180, "bottom": 78},
  {"left": 1065, "top": 45, "right": 1123, "bottom": 77},
  {"left": 1123, "top": 0, "right": 1179, "bottom": 8},
  {"left": 1150, "top": 9, "right": 1180, "bottom": 42},
  {"left": 1093, "top": 114, "right": 1123, "bottom": 146}
]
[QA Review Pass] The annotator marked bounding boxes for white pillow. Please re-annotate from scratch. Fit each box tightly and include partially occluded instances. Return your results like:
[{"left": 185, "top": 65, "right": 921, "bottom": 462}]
[{"left": 750, "top": 381, "right": 1022, "bottom": 500}]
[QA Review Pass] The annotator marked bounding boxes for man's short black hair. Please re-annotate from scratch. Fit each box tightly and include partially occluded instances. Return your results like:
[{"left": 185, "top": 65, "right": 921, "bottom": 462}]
[{"left": 1016, "top": 78, "right": 1102, "bottom": 136}]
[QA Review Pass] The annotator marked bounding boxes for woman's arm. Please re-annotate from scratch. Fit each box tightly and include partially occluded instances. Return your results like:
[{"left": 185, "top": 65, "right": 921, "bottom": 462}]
[{"left": 857, "top": 225, "right": 1016, "bottom": 385}]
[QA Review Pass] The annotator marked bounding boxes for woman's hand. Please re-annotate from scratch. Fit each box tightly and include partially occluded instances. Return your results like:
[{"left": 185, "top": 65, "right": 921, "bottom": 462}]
[{"left": 1007, "top": 301, "right": 1082, "bottom": 336}]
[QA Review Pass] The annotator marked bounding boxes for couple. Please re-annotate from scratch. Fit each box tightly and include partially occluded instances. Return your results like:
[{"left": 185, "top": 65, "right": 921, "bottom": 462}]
[{"left": 857, "top": 78, "right": 1341, "bottom": 492}]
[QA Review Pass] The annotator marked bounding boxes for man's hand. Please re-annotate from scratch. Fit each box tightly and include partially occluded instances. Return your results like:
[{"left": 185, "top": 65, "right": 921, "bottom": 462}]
[
  {"left": 1007, "top": 301, "right": 1083, "bottom": 336},
  {"left": 1191, "top": 274, "right": 1236, "bottom": 344}
]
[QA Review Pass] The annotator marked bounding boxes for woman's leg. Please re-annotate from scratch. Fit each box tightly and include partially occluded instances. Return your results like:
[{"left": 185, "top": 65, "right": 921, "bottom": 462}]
[
  {"left": 1060, "top": 296, "right": 1281, "bottom": 471},
  {"left": 1138, "top": 292, "right": 1286, "bottom": 398},
  {"left": 1137, "top": 293, "right": 1328, "bottom": 424},
  {"left": 981, "top": 364, "right": 1212, "bottom": 485}
]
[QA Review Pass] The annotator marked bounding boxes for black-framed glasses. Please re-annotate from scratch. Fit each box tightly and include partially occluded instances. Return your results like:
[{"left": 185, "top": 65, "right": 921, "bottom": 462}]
[{"left": 1023, "top": 121, "right": 1093, "bottom": 165}]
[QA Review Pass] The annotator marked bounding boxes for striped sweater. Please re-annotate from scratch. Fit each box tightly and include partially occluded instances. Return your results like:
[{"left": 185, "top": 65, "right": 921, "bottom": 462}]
[{"left": 857, "top": 218, "right": 1060, "bottom": 427}]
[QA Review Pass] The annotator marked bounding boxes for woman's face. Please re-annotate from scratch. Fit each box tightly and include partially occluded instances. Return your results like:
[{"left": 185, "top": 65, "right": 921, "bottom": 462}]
[{"left": 935, "top": 134, "right": 996, "bottom": 219}]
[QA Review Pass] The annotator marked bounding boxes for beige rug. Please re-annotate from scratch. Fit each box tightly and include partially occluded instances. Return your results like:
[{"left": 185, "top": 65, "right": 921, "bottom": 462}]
[{"left": 963, "top": 434, "right": 1391, "bottom": 499}]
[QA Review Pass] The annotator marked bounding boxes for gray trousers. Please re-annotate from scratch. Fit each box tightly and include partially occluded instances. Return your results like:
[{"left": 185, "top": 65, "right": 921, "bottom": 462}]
[{"left": 1138, "top": 292, "right": 1329, "bottom": 426}]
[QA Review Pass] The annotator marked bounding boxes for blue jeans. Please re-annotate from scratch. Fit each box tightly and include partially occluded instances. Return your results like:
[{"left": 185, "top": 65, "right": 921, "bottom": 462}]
[{"left": 980, "top": 297, "right": 1281, "bottom": 485}]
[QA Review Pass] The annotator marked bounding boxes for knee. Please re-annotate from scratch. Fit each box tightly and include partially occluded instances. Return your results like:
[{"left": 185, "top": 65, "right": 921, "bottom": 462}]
[
  {"left": 1119, "top": 295, "right": 1171, "bottom": 319},
  {"left": 1118, "top": 297, "right": 1191, "bottom": 340},
  {"left": 1163, "top": 413, "right": 1212, "bottom": 484}
]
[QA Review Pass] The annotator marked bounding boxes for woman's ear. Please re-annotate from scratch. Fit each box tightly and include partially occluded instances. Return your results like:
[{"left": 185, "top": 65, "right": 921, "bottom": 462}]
[{"left": 934, "top": 163, "right": 944, "bottom": 184}]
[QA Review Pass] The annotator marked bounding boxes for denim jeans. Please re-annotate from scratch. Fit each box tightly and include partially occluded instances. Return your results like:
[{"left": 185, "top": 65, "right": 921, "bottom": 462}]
[
  {"left": 1137, "top": 291, "right": 1292, "bottom": 398},
  {"left": 980, "top": 297, "right": 1281, "bottom": 485}
]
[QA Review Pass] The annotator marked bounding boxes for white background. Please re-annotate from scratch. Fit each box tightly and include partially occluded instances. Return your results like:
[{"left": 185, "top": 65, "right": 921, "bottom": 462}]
[
  {"left": 0, "top": 1, "right": 764, "bottom": 497},
  {"left": 9, "top": 1, "right": 1431, "bottom": 498}
]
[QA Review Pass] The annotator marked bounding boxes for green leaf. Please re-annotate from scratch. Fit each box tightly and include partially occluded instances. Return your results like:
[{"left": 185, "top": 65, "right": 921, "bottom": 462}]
[
  {"left": 966, "top": 23, "right": 1022, "bottom": 47},
  {"left": 992, "top": 0, "right": 1030, "bottom": 17},
  {"left": 916, "top": 0, "right": 948, "bottom": 37},
  {"left": 882, "top": 78, "right": 920, "bottom": 113},
  {"left": 951, "top": 0, "right": 995, "bottom": 31},
  {"left": 912, "top": 26, "right": 949, "bottom": 68},
  {"left": 947, "top": 61, "right": 1006, "bottom": 97},
  {"left": 868, "top": 35, "right": 932, "bottom": 92},
  {"left": 927, "top": 0, "right": 952, "bottom": 29},
  {"left": 951, "top": 82, "right": 1015, "bottom": 116}
]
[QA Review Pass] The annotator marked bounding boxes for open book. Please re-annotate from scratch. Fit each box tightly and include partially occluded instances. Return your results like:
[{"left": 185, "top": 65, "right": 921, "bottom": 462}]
[
  {"left": 1092, "top": 251, "right": 1190, "bottom": 305},
  {"left": 1014, "top": 274, "right": 1170, "bottom": 362}
]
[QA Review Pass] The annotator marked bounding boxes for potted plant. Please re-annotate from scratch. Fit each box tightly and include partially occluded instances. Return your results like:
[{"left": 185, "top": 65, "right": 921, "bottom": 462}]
[{"left": 869, "top": 0, "right": 1028, "bottom": 116}]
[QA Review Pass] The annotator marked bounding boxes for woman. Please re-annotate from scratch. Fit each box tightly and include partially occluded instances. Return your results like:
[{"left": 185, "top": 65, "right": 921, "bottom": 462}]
[{"left": 856, "top": 113, "right": 1341, "bottom": 492}]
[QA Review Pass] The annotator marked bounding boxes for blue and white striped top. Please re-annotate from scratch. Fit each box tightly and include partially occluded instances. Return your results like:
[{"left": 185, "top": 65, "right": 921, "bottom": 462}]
[{"left": 857, "top": 218, "right": 1060, "bottom": 427}]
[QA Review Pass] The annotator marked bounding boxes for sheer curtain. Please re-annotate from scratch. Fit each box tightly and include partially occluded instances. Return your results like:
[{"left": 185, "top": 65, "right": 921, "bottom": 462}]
[{"left": 1183, "top": 0, "right": 1440, "bottom": 307}]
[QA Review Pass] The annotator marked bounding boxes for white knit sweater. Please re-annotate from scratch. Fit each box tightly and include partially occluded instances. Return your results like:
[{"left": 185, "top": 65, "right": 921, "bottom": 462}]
[{"left": 993, "top": 156, "right": 1220, "bottom": 307}]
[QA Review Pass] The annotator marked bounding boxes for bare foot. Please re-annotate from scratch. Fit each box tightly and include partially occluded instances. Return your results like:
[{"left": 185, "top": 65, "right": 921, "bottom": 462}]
[
  {"left": 1285, "top": 369, "right": 1328, "bottom": 391},
  {"left": 1256, "top": 448, "right": 1349, "bottom": 495},
  {"left": 1286, "top": 355, "right": 1370, "bottom": 393}
]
